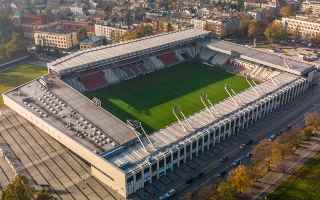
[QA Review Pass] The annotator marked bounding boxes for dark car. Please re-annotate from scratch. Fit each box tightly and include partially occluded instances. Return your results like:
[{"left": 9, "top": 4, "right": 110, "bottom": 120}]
[
  {"left": 185, "top": 177, "right": 194, "bottom": 184},
  {"left": 219, "top": 170, "right": 227, "bottom": 177},
  {"left": 246, "top": 139, "right": 254, "bottom": 146},
  {"left": 220, "top": 156, "right": 229, "bottom": 163},
  {"left": 197, "top": 172, "right": 204, "bottom": 178},
  {"left": 240, "top": 143, "right": 247, "bottom": 149}
]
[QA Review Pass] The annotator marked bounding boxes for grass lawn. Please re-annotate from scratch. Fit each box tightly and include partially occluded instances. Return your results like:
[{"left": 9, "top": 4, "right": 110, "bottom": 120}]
[
  {"left": 86, "top": 62, "right": 250, "bottom": 133},
  {"left": 268, "top": 153, "right": 320, "bottom": 200},
  {"left": 0, "top": 64, "right": 47, "bottom": 106}
]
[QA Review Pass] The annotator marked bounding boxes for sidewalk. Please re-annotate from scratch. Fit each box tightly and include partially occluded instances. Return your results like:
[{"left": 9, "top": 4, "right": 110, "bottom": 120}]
[{"left": 247, "top": 136, "right": 320, "bottom": 200}]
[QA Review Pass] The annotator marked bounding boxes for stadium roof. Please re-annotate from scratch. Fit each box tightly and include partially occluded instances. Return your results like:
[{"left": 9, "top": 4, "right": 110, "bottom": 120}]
[
  {"left": 107, "top": 72, "right": 303, "bottom": 172},
  {"left": 4, "top": 77, "right": 137, "bottom": 153},
  {"left": 206, "top": 39, "right": 314, "bottom": 75},
  {"left": 48, "top": 29, "right": 210, "bottom": 75}
]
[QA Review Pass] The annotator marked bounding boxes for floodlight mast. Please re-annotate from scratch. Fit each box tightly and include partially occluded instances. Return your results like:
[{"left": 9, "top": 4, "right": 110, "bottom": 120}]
[
  {"left": 224, "top": 84, "right": 239, "bottom": 106},
  {"left": 246, "top": 75, "right": 259, "bottom": 96},
  {"left": 127, "top": 119, "right": 155, "bottom": 152},
  {"left": 172, "top": 106, "right": 193, "bottom": 131},
  {"left": 200, "top": 93, "right": 215, "bottom": 119}
]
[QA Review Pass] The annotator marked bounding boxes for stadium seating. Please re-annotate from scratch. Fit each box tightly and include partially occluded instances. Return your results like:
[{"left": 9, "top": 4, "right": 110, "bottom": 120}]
[
  {"left": 210, "top": 53, "right": 230, "bottom": 66},
  {"left": 174, "top": 49, "right": 185, "bottom": 62},
  {"left": 103, "top": 68, "right": 121, "bottom": 84},
  {"left": 80, "top": 71, "right": 108, "bottom": 91},
  {"left": 200, "top": 48, "right": 216, "bottom": 62},
  {"left": 158, "top": 51, "right": 178, "bottom": 65},
  {"left": 150, "top": 57, "right": 165, "bottom": 69},
  {"left": 64, "top": 77, "right": 86, "bottom": 92}
]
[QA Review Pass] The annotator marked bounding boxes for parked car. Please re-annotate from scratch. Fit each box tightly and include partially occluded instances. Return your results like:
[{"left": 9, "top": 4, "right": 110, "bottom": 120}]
[
  {"left": 159, "top": 189, "right": 176, "bottom": 200},
  {"left": 220, "top": 156, "right": 229, "bottom": 163}
]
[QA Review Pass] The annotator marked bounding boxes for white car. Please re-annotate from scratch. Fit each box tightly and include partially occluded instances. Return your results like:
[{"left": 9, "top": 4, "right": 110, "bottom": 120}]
[{"left": 159, "top": 189, "right": 176, "bottom": 200}]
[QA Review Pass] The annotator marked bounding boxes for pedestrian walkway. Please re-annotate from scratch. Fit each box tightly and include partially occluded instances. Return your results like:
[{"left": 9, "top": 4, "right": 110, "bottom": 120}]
[{"left": 247, "top": 136, "right": 320, "bottom": 200}]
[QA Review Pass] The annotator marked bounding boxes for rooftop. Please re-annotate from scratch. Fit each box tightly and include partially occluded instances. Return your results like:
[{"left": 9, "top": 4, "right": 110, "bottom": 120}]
[
  {"left": 206, "top": 39, "right": 314, "bottom": 75},
  {"left": 5, "top": 77, "right": 136, "bottom": 153},
  {"left": 80, "top": 36, "right": 104, "bottom": 45},
  {"left": 48, "top": 29, "right": 210, "bottom": 74}
]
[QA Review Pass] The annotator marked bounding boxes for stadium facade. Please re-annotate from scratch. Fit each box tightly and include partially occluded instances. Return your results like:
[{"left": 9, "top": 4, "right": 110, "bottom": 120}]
[{"left": 2, "top": 29, "right": 317, "bottom": 199}]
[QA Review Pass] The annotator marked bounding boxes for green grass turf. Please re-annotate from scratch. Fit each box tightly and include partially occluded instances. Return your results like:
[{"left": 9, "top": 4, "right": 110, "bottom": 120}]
[
  {"left": 86, "top": 62, "right": 250, "bottom": 133},
  {"left": 267, "top": 153, "right": 320, "bottom": 200},
  {"left": 0, "top": 64, "right": 47, "bottom": 106}
]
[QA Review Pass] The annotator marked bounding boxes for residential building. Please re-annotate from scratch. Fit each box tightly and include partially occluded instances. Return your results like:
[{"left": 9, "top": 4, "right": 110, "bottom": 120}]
[
  {"left": 95, "top": 23, "right": 128, "bottom": 40},
  {"left": 282, "top": 16, "right": 320, "bottom": 39},
  {"left": 34, "top": 29, "right": 79, "bottom": 49},
  {"left": 69, "top": 3, "right": 85, "bottom": 16},
  {"left": 301, "top": 0, "right": 320, "bottom": 15},
  {"left": 206, "top": 17, "right": 240, "bottom": 37},
  {"left": 191, "top": 19, "right": 207, "bottom": 30}
]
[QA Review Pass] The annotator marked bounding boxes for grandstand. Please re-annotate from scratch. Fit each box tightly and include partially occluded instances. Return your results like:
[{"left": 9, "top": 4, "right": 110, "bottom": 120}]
[{"left": 2, "top": 29, "right": 317, "bottom": 199}]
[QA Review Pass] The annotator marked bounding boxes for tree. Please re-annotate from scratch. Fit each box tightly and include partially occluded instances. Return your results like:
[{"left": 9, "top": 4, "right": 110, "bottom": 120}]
[
  {"left": 1, "top": 175, "right": 56, "bottom": 200},
  {"left": 305, "top": 112, "right": 320, "bottom": 129},
  {"left": 215, "top": 181, "right": 236, "bottom": 200},
  {"left": 167, "top": 23, "right": 174, "bottom": 32},
  {"left": 1, "top": 176, "right": 33, "bottom": 200},
  {"left": 228, "top": 165, "right": 253, "bottom": 193},
  {"left": 251, "top": 139, "right": 272, "bottom": 164},
  {"left": 78, "top": 27, "right": 87, "bottom": 40},
  {"left": 34, "top": 191, "right": 56, "bottom": 200},
  {"left": 264, "top": 21, "right": 287, "bottom": 43},
  {"left": 250, "top": 139, "right": 273, "bottom": 177},
  {"left": 280, "top": 5, "right": 294, "bottom": 17},
  {"left": 248, "top": 21, "right": 258, "bottom": 40},
  {"left": 239, "top": 18, "right": 250, "bottom": 36},
  {"left": 270, "top": 141, "right": 286, "bottom": 169}
]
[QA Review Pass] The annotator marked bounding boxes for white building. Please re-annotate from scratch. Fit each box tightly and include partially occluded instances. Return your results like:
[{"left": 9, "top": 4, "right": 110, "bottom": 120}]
[
  {"left": 69, "top": 4, "right": 85, "bottom": 16},
  {"left": 95, "top": 23, "right": 128, "bottom": 40},
  {"left": 191, "top": 19, "right": 207, "bottom": 30},
  {"left": 282, "top": 16, "right": 320, "bottom": 39},
  {"left": 301, "top": 0, "right": 320, "bottom": 15},
  {"left": 34, "top": 29, "right": 79, "bottom": 49}
]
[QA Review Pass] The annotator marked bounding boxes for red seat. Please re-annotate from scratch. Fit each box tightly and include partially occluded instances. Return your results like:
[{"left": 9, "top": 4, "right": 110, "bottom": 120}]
[
  {"left": 80, "top": 71, "right": 107, "bottom": 91},
  {"left": 159, "top": 52, "right": 178, "bottom": 65}
]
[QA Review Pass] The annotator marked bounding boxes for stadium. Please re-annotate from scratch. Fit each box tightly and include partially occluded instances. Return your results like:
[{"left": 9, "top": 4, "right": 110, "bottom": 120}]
[{"left": 2, "top": 29, "right": 316, "bottom": 199}]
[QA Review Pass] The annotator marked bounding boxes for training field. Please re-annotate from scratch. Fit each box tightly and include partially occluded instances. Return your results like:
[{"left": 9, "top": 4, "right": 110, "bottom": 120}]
[
  {"left": 268, "top": 153, "right": 320, "bottom": 200},
  {"left": 0, "top": 64, "right": 47, "bottom": 106},
  {"left": 86, "top": 62, "right": 250, "bottom": 133}
]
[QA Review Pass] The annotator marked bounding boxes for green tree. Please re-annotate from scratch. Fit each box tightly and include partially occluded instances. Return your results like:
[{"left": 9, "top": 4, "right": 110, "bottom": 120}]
[
  {"left": 34, "top": 191, "right": 56, "bottom": 200},
  {"left": 280, "top": 5, "right": 294, "bottom": 17},
  {"left": 215, "top": 181, "right": 236, "bottom": 200},
  {"left": 1, "top": 175, "right": 56, "bottom": 200},
  {"left": 264, "top": 21, "right": 287, "bottom": 43},
  {"left": 228, "top": 165, "right": 253, "bottom": 193},
  {"left": 240, "top": 18, "right": 250, "bottom": 36},
  {"left": 1, "top": 176, "right": 33, "bottom": 200},
  {"left": 167, "top": 23, "right": 174, "bottom": 32}
]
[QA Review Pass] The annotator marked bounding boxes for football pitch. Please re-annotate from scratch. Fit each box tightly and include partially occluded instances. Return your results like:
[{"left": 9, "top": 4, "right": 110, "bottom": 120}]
[
  {"left": 0, "top": 64, "right": 47, "bottom": 106},
  {"left": 86, "top": 62, "right": 250, "bottom": 133}
]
